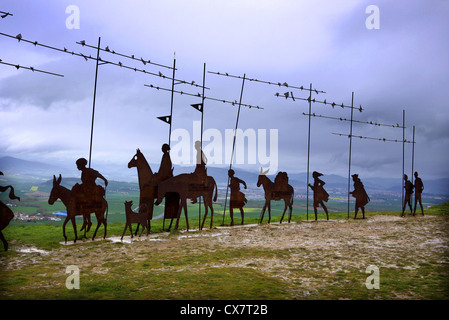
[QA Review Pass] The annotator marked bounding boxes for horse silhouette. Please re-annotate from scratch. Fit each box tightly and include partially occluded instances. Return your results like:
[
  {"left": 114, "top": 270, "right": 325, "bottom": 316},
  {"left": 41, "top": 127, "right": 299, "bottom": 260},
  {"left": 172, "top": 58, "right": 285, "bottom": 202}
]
[
  {"left": 0, "top": 174, "right": 19, "bottom": 251},
  {"left": 257, "top": 168, "right": 294, "bottom": 224},
  {"left": 155, "top": 173, "right": 217, "bottom": 231},
  {"left": 127, "top": 148, "right": 179, "bottom": 232},
  {"left": 48, "top": 174, "right": 108, "bottom": 243}
]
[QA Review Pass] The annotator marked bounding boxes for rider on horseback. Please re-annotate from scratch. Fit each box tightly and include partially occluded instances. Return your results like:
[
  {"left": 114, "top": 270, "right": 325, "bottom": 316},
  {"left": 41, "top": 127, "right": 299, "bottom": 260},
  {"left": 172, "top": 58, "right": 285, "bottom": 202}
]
[{"left": 72, "top": 158, "right": 108, "bottom": 208}]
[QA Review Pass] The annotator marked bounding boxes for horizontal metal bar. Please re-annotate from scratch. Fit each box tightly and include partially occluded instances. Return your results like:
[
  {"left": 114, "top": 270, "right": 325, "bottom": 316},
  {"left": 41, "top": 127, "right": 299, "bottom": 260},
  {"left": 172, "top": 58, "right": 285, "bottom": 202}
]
[
  {"left": 0, "top": 59, "right": 64, "bottom": 77},
  {"left": 76, "top": 40, "right": 175, "bottom": 70},
  {"left": 302, "top": 112, "right": 405, "bottom": 129},
  {"left": 144, "top": 83, "right": 263, "bottom": 110},
  {"left": 332, "top": 132, "right": 415, "bottom": 143},
  {"left": 275, "top": 92, "right": 362, "bottom": 111},
  {"left": 209, "top": 70, "right": 326, "bottom": 94}
]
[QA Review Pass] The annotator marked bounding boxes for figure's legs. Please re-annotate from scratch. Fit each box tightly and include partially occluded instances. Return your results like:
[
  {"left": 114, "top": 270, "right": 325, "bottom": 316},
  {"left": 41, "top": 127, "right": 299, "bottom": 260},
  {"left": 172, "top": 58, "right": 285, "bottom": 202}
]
[
  {"left": 229, "top": 207, "right": 234, "bottom": 226},
  {"left": 313, "top": 204, "right": 318, "bottom": 221},
  {"left": 361, "top": 206, "right": 365, "bottom": 219},
  {"left": 354, "top": 206, "right": 358, "bottom": 219},
  {"left": 321, "top": 202, "right": 329, "bottom": 220}
]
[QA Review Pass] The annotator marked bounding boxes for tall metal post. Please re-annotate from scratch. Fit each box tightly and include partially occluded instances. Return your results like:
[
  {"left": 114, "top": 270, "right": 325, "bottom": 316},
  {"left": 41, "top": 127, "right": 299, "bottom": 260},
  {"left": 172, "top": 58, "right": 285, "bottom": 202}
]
[
  {"left": 411, "top": 125, "right": 415, "bottom": 184},
  {"left": 401, "top": 109, "right": 405, "bottom": 215},
  {"left": 168, "top": 58, "right": 176, "bottom": 147},
  {"left": 89, "top": 37, "right": 101, "bottom": 168},
  {"left": 222, "top": 74, "right": 246, "bottom": 226},
  {"left": 306, "top": 83, "right": 312, "bottom": 221},
  {"left": 199, "top": 63, "right": 206, "bottom": 230},
  {"left": 347, "top": 92, "right": 354, "bottom": 219}
]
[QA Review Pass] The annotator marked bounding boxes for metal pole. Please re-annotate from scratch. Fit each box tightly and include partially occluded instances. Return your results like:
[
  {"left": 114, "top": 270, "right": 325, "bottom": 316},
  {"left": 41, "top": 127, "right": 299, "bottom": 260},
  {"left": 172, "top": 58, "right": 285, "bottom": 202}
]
[
  {"left": 199, "top": 63, "right": 206, "bottom": 230},
  {"left": 169, "top": 58, "right": 176, "bottom": 147},
  {"left": 89, "top": 37, "right": 101, "bottom": 168},
  {"left": 222, "top": 74, "right": 246, "bottom": 226},
  {"left": 401, "top": 109, "right": 405, "bottom": 215},
  {"left": 347, "top": 92, "right": 354, "bottom": 219},
  {"left": 306, "top": 83, "right": 312, "bottom": 221},
  {"left": 411, "top": 125, "right": 415, "bottom": 184}
]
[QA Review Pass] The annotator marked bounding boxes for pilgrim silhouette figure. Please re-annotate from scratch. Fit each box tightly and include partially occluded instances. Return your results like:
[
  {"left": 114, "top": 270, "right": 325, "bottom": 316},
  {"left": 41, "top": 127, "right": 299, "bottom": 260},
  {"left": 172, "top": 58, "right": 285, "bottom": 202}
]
[
  {"left": 1, "top": 171, "right": 20, "bottom": 251},
  {"left": 72, "top": 158, "right": 108, "bottom": 207},
  {"left": 402, "top": 174, "right": 414, "bottom": 216},
  {"left": 228, "top": 169, "right": 247, "bottom": 226},
  {"left": 350, "top": 174, "right": 370, "bottom": 219},
  {"left": 157, "top": 143, "right": 173, "bottom": 181},
  {"left": 308, "top": 171, "right": 329, "bottom": 220},
  {"left": 413, "top": 171, "right": 424, "bottom": 216},
  {"left": 191, "top": 140, "right": 208, "bottom": 204}
]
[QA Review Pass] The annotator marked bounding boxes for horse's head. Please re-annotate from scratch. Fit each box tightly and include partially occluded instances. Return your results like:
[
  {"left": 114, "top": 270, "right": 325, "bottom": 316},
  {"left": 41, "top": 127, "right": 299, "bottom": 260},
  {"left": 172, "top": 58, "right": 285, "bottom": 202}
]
[
  {"left": 128, "top": 149, "right": 141, "bottom": 168},
  {"left": 48, "top": 174, "right": 62, "bottom": 205},
  {"left": 257, "top": 168, "right": 269, "bottom": 187}
]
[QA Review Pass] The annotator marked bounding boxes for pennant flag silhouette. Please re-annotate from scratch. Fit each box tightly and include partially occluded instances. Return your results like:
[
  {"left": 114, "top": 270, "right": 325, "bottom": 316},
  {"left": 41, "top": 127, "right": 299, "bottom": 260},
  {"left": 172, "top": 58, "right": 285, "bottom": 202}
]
[
  {"left": 157, "top": 115, "right": 171, "bottom": 124},
  {"left": 191, "top": 103, "right": 203, "bottom": 112}
]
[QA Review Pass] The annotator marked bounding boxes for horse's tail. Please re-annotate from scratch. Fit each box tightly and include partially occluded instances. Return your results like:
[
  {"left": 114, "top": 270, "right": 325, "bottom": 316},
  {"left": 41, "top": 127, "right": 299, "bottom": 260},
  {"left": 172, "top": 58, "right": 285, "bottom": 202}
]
[
  {"left": 104, "top": 200, "right": 109, "bottom": 222},
  {"left": 213, "top": 179, "right": 218, "bottom": 202},
  {"left": 289, "top": 185, "right": 294, "bottom": 206}
]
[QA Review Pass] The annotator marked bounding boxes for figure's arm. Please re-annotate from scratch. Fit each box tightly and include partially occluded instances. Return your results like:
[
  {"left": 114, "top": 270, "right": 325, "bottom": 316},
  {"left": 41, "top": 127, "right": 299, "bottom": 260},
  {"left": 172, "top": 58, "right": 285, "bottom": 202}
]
[{"left": 97, "top": 173, "right": 108, "bottom": 187}]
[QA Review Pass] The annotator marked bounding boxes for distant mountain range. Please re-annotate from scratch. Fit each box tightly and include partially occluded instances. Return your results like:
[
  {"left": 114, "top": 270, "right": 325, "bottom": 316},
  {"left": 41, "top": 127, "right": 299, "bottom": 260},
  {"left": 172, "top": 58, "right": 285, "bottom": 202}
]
[{"left": 1, "top": 156, "right": 449, "bottom": 196}]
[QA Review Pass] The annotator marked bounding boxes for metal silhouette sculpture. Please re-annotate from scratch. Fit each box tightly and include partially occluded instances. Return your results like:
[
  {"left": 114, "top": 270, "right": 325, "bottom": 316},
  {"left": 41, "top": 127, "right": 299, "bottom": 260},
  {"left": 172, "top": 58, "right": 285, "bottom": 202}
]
[
  {"left": 350, "top": 174, "right": 370, "bottom": 219},
  {"left": 48, "top": 173, "right": 108, "bottom": 243},
  {"left": 155, "top": 142, "right": 217, "bottom": 230},
  {"left": 228, "top": 169, "right": 248, "bottom": 226},
  {"left": 257, "top": 168, "right": 294, "bottom": 224},
  {"left": 308, "top": 171, "right": 330, "bottom": 220},
  {"left": 127, "top": 147, "right": 179, "bottom": 232},
  {"left": 402, "top": 174, "right": 414, "bottom": 216},
  {"left": 0, "top": 171, "right": 20, "bottom": 251},
  {"left": 413, "top": 171, "right": 424, "bottom": 216},
  {"left": 121, "top": 200, "right": 150, "bottom": 240}
]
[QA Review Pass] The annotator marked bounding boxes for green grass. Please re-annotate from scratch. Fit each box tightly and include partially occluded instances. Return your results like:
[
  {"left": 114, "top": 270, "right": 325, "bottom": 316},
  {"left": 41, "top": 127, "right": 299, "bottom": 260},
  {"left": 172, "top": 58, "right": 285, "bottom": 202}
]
[{"left": 1, "top": 202, "right": 448, "bottom": 300}]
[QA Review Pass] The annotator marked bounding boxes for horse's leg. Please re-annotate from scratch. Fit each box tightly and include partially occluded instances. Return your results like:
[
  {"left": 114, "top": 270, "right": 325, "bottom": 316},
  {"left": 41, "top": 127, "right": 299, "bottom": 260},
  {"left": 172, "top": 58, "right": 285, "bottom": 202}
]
[
  {"left": 267, "top": 202, "right": 271, "bottom": 224},
  {"left": 174, "top": 201, "right": 183, "bottom": 230},
  {"left": 240, "top": 207, "right": 244, "bottom": 225},
  {"left": 62, "top": 216, "right": 70, "bottom": 243},
  {"left": 87, "top": 214, "right": 92, "bottom": 232},
  {"left": 288, "top": 204, "right": 292, "bottom": 223},
  {"left": 92, "top": 213, "right": 102, "bottom": 241},
  {"left": 209, "top": 204, "right": 214, "bottom": 229},
  {"left": 0, "top": 230, "right": 8, "bottom": 251},
  {"left": 280, "top": 200, "right": 287, "bottom": 224},
  {"left": 201, "top": 204, "right": 208, "bottom": 230},
  {"left": 71, "top": 216, "right": 77, "bottom": 243},
  {"left": 134, "top": 223, "right": 140, "bottom": 236},
  {"left": 259, "top": 203, "right": 267, "bottom": 224},
  {"left": 184, "top": 201, "right": 189, "bottom": 231}
]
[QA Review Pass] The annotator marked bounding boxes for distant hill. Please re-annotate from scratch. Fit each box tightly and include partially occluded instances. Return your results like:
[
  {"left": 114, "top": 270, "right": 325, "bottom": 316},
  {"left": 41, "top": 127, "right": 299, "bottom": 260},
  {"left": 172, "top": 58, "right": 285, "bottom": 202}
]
[{"left": 1, "top": 156, "right": 449, "bottom": 196}]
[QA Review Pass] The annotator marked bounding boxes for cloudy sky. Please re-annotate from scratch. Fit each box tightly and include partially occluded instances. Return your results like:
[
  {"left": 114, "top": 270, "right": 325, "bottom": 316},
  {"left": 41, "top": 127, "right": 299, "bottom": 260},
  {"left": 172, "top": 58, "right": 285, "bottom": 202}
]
[{"left": 1, "top": 0, "right": 448, "bottom": 181}]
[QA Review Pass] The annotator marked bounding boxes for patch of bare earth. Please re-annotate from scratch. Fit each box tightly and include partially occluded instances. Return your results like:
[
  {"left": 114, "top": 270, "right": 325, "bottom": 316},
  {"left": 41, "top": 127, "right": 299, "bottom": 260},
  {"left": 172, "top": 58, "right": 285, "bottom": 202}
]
[{"left": 3, "top": 214, "right": 449, "bottom": 299}]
